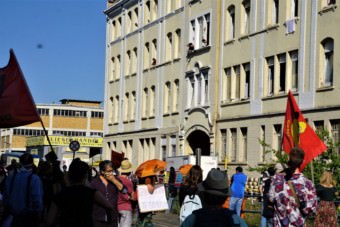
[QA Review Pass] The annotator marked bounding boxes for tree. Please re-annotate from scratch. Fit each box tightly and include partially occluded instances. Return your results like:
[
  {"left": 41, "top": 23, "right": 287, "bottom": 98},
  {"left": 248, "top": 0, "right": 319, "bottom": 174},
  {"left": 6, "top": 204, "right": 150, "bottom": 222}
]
[{"left": 250, "top": 129, "right": 340, "bottom": 186}]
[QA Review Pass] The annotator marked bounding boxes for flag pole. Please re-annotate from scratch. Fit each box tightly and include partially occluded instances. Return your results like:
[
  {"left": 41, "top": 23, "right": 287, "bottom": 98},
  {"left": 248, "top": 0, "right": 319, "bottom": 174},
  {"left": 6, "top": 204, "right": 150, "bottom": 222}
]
[{"left": 40, "top": 119, "right": 54, "bottom": 153}]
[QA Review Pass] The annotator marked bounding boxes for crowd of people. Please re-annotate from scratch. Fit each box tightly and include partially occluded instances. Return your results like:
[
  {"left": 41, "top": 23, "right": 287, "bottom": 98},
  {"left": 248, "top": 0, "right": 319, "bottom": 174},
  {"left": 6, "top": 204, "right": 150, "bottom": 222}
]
[{"left": 0, "top": 146, "right": 337, "bottom": 227}]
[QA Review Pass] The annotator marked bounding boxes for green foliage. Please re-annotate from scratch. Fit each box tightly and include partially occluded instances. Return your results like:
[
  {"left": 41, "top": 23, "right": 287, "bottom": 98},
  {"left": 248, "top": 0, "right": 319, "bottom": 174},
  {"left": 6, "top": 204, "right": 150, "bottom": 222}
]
[{"left": 250, "top": 130, "right": 340, "bottom": 186}]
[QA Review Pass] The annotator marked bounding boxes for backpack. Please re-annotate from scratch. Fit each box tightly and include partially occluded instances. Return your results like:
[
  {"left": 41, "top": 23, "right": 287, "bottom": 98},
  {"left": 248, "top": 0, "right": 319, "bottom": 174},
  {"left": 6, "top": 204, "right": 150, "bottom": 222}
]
[{"left": 179, "top": 194, "right": 202, "bottom": 224}]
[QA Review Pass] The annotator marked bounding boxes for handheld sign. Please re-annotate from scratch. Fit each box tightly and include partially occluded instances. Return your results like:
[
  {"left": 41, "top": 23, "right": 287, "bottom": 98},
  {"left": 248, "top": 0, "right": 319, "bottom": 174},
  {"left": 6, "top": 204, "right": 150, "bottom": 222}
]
[{"left": 137, "top": 184, "right": 168, "bottom": 213}]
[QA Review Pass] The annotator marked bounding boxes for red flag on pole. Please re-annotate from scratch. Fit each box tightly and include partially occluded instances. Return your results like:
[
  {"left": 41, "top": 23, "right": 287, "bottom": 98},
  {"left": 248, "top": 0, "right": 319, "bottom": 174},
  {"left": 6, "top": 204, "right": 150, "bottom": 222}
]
[
  {"left": 0, "top": 50, "right": 40, "bottom": 128},
  {"left": 282, "top": 91, "right": 327, "bottom": 170},
  {"left": 111, "top": 150, "right": 125, "bottom": 169}
]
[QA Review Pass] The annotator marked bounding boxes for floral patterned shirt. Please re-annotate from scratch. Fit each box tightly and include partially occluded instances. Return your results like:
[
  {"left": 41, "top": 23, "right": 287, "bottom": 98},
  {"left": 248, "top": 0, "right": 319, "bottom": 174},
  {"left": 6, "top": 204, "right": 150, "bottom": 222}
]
[{"left": 268, "top": 172, "right": 317, "bottom": 227}]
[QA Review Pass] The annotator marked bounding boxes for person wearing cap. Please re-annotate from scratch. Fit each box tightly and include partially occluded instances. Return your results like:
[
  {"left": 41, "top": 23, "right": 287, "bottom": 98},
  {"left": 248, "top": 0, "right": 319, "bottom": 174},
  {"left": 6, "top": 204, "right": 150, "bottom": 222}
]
[
  {"left": 117, "top": 159, "right": 135, "bottom": 227},
  {"left": 3, "top": 153, "right": 43, "bottom": 227},
  {"left": 181, "top": 168, "right": 247, "bottom": 227},
  {"left": 229, "top": 166, "right": 247, "bottom": 217}
]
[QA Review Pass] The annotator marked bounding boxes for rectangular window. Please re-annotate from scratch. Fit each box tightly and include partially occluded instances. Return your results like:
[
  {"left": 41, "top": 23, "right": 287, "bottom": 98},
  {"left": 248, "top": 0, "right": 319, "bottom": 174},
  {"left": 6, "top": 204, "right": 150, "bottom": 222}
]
[
  {"left": 261, "top": 125, "right": 266, "bottom": 162},
  {"left": 230, "top": 128, "right": 237, "bottom": 162},
  {"left": 243, "top": 63, "right": 250, "bottom": 99},
  {"left": 234, "top": 66, "right": 240, "bottom": 100},
  {"left": 267, "top": 57, "right": 274, "bottom": 96},
  {"left": 241, "top": 128, "right": 247, "bottom": 161},
  {"left": 221, "top": 129, "right": 227, "bottom": 161},
  {"left": 290, "top": 50, "right": 299, "bottom": 91},
  {"left": 279, "top": 54, "right": 286, "bottom": 93},
  {"left": 273, "top": 124, "right": 282, "bottom": 151},
  {"left": 331, "top": 120, "right": 340, "bottom": 154}
]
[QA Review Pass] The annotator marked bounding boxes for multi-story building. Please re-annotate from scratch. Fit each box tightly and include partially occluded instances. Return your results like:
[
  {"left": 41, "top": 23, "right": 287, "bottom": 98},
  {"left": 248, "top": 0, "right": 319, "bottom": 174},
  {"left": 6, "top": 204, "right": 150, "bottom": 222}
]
[
  {"left": 0, "top": 99, "right": 104, "bottom": 163},
  {"left": 103, "top": 0, "right": 340, "bottom": 173}
]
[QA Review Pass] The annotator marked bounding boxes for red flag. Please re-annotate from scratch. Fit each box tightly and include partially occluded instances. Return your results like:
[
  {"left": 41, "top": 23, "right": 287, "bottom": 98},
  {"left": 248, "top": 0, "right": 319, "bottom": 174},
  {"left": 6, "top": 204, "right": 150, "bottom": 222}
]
[
  {"left": 0, "top": 50, "right": 40, "bottom": 128},
  {"left": 111, "top": 150, "right": 125, "bottom": 169},
  {"left": 282, "top": 91, "right": 327, "bottom": 170}
]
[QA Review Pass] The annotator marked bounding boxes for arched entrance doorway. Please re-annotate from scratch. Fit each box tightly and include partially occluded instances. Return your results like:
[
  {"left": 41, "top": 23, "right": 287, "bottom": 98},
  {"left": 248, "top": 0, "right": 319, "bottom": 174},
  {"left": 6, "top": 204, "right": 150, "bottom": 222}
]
[{"left": 186, "top": 130, "right": 210, "bottom": 156}]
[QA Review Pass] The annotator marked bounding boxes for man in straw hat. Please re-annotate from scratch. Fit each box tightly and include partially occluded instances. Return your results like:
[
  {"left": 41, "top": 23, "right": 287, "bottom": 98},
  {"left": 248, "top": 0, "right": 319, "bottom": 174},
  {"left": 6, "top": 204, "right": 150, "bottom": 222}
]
[
  {"left": 117, "top": 159, "right": 135, "bottom": 227},
  {"left": 181, "top": 168, "right": 247, "bottom": 227}
]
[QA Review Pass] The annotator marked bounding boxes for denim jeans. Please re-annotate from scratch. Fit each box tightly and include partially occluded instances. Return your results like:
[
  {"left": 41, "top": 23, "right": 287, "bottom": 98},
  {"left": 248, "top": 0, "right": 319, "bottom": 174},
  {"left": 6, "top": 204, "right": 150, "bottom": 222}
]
[
  {"left": 118, "top": 210, "right": 132, "bottom": 227},
  {"left": 229, "top": 197, "right": 243, "bottom": 216}
]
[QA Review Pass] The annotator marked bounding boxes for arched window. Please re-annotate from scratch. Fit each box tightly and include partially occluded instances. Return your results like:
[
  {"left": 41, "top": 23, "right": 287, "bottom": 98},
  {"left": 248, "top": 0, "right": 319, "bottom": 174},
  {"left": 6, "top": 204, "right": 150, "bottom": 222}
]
[
  {"left": 226, "top": 5, "right": 235, "bottom": 40},
  {"left": 242, "top": 0, "right": 251, "bottom": 34},
  {"left": 144, "top": 42, "right": 150, "bottom": 69},
  {"left": 166, "top": 33, "right": 172, "bottom": 61},
  {"left": 320, "top": 38, "right": 334, "bottom": 87}
]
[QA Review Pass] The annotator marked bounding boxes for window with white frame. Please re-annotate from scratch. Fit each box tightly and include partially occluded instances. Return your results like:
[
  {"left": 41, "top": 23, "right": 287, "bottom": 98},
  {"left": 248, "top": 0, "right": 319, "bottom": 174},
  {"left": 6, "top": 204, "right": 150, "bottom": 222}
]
[
  {"left": 240, "top": 127, "right": 247, "bottom": 161},
  {"left": 109, "top": 97, "right": 114, "bottom": 123},
  {"left": 189, "top": 13, "right": 211, "bottom": 50},
  {"left": 174, "top": 29, "right": 181, "bottom": 58},
  {"left": 242, "top": 0, "right": 251, "bottom": 34},
  {"left": 134, "top": 8, "right": 139, "bottom": 29},
  {"left": 173, "top": 79, "right": 179, "bottom": 112},
  {"left": 150, "top": 86, "right": 155, "bottom": 117},
  {"left": 125, "top": 51, "right": 131, "bottom": 76},
  {"left": 222, "top": 68, "right": 232, "bottom": 101},
  {"left": 266, "top": 56, "right": 275, "bottom": 96},
  {"left": 268, "top": 0, "right": 279, "bottom": 25},
  {"left": 289, "top": 50, "right": 299, "bottom": 91},
  {"left": 233, "top": 66, "right": 241, "bottom": 100},
  {"left": 130, "top": 91, "right": 136, "bottom": 120},
  {"left": 289, "top": 0, "right": 298, "bottom": 18},
  {"left": 144, "top": 42, "right": 150, "bottom": 69},
  {"left": 151, "top": 39, "right": 157, "bottom": 66},
  {"left": 230, "top": 128, "right": 237, "bottom": 162},
  {"left": 110, "top": 57, "right": 115, "bottom": 81},
  {"left": 124, "top": 93, "right": 129, "bottom": 121},
  {"left": 186, "top": 68, "right": 209, "bottom": 108},
  {"left": 226, "top": 5, "right": 235, "bottom": 41},
  {"left": 142, "top": 88, "right": 148, "bottom": 118},
  {"left": 330, "top": 119, "right": 340, "bottom": 154},
  {"left": 132, "top": 48, "right": 137, "bottom": 74},
  {"left": 260, "top": 125, "right": 265, "bottom": 161},
  {"left": 112, "top": 20, "right": 116, "bottom": 41},
  {"left": 273, "top": 124, "right": 282, "bottom": 151},
  {"left": 151, "top": 0, "right": 158, "bottom": 21},
  {"left": 166, "top": 33, "right": 172, "bottom": 62},
  {"left": 116, "top": 55, "right": 121, "bottom": 79},
  {"left": 161, "top": 136, "right": 167, "bottom": 161},
  {"left": 220, "top": 129, "right": 227, "bottom": 161},
  {"left": 279, "top": 53, "right": 286, "bottom": 93},
  {"left": 320, "top": 38, "right": 334, "bottom": 87},
  {"left": 117, "top": 17, "right": 122, "bottom": 37},
  {"left": 145, "top": 1, "right": 151, "bottom": 24},
  {"left": 242, "top": 63, "right": 250, "bottom": 99},
  {"left": 127, "top": 11, "right": 132, "bottom": 33},
  {"left": 114, "top": 96, "right": 119, "bottom": 123},
  {"left": 164, "top": 82, "right": 171, "bottom": 114}
]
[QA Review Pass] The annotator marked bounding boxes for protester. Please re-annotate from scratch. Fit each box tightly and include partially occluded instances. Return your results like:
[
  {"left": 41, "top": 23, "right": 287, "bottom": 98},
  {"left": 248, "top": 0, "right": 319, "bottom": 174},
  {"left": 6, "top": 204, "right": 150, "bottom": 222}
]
[
  {"left": 91, "top": 160, "right": 124, "bottom": 227},
  {"left": 260, "top": 167, "right": 275, "bottom": 227},
  {"left": 47, "top": 158, "right": 114, "bottom": 227},
  {"left": 181, "top": 168, "right": 247, "bottom": 227},
  {"left": 229, "top": 166, "right": 247, "bottom": 217},
  {"left": 167, "top": 166, "right": 177, "bottom": 213},
  {"left": 117, "top": 159, "right": 135, "bottom": 227},
  {"left": 178, "top": 165, "right": 203, "bottom": 206},
  {"left": 268, "top": 147, "right": 317, "bottom": 226},
  {"left": 314, "top": 170, "right": 337, "bottom": 227},
  {"left": 3, "top": 153, "right": 43, "bottom": 227}
]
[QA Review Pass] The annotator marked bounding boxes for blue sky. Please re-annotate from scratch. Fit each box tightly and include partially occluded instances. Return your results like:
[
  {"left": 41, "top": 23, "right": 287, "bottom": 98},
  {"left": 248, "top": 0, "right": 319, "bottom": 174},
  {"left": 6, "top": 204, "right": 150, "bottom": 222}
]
[{"left": 0, "top": 0, "right": 107, "bottom": 104}]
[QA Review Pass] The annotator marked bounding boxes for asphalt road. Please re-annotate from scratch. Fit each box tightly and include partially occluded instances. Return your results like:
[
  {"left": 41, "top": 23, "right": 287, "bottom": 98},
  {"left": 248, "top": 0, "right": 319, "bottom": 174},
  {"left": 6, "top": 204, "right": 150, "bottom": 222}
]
[{"left": 152, "top": 212, "right": 180, "bottom": 227}]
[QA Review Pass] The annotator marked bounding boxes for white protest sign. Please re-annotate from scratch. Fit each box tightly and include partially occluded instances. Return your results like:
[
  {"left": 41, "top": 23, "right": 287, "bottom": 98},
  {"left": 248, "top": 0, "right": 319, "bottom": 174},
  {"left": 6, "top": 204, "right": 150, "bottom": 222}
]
[{"left": 137, "top": 184, "right": 169, "bottom": 213}]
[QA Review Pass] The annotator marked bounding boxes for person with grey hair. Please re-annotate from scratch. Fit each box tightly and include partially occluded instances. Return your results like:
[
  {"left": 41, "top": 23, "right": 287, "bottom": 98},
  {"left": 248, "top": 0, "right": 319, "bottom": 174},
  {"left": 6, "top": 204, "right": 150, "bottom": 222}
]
[{"left": 181, "top": 168, "right": 247, "bottom": 227}]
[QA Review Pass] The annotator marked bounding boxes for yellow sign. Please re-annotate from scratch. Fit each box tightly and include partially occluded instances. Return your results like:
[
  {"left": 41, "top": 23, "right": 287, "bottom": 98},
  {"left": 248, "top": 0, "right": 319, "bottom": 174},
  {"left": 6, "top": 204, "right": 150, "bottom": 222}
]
[{"left": 27, "top": 136, "right": 103, "bottom": 147}]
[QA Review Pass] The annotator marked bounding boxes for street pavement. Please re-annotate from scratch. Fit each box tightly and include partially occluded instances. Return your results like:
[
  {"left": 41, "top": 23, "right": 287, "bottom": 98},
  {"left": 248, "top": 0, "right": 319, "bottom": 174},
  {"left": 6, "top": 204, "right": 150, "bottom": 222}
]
[{"left": 152, "top": 212, "right": 180, "bottom": 227}]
